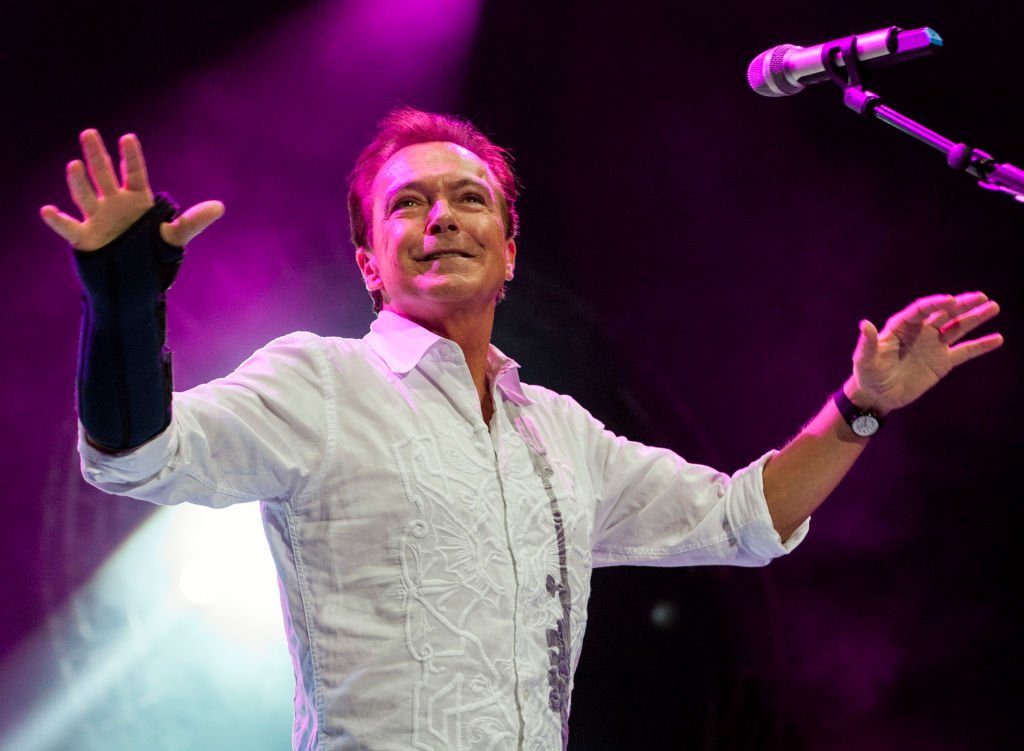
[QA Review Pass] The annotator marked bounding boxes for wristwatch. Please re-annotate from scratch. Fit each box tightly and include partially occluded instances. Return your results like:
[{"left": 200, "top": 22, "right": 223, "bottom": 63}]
[{"left": 832, "top": 388, "right": 884, "bottom": 437}]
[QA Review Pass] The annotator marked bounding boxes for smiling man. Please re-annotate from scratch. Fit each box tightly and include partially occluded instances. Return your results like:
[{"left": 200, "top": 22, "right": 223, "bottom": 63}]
[
  {"left": 43, "top": 108, "right": 1002, "bottom": 750},
  {"left": 354, "top": 135, "right": 518, "bottom": 424}
]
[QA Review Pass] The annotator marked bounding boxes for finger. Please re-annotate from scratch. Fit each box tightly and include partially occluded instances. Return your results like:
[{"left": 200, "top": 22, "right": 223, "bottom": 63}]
[
  {"left": 940, "top": 300, "right": 1001, "bottom": 344},
  {"left": 80, "top": 129, "right": 119, "bottom": 197},
  {"left": 900, "top": 293, "right": 956, "bottom": 325},
  {"left": 119, "top": 133, "right": 151, "bottom": 193},
  {"left": 949, "top": 332, "right": 1004, "bottom": 368},
  {"left": 39, "top": 205, "right": 84, "bottom": 244},
  {"left": 160, "top": 200, "right": 225, "bottom": 247},
  {"left": 925, "top": 310, "right": 952, "bottom": 329},
  {"left": 914, "top": 291, "right": 989, "bottom": 324},
  {"left": 66, "top": 160, "right": 99, "bottom": 216},
  {"left": 948, "top": 290, "right": 989, "bottom": 317}
]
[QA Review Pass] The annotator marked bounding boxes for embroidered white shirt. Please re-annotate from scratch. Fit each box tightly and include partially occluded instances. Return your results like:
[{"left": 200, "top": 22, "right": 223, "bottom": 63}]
[{"left": 79, "top": 310, "right": 807, "bottom": 751}]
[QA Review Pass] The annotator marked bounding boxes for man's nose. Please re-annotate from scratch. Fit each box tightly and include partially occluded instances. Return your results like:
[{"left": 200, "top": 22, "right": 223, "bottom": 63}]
[{"left": 427, "top": 200, "right": 459, "bottom": 235}]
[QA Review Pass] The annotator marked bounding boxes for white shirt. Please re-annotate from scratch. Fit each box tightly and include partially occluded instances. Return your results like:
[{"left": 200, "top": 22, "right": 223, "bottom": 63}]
[{"left": 79, "top": 310, "right": 807, "bottom": 751}]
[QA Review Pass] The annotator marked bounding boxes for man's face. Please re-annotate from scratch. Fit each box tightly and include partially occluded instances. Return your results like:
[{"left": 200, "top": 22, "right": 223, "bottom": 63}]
[{"left": 357, "top": 141, "right": 516, "bottom": 324}]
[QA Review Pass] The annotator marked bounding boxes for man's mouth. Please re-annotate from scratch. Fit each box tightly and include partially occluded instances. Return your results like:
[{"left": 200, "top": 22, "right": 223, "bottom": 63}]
[{"left": 419, "top": 250, "right": 473, "bottom": 261}]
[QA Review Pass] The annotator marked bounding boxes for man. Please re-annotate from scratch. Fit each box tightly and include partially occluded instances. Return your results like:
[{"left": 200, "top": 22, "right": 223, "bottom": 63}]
[{"left": 41, "top": 108, "right": 1002, "bottom": 750}]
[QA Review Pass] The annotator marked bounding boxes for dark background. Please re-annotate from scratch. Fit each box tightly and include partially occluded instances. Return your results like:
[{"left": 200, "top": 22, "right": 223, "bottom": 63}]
[{"left": 2, "top": 0, "right": 1020, "bottom": 748}]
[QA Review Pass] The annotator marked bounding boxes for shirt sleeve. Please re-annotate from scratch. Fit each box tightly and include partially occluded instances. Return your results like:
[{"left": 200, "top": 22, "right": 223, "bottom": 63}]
[
  {"left": 78, "top": 331, "right": 331, "bottom": 508},
  {"left": 574, "top": 404, "right": 809, "bottom": 569}
]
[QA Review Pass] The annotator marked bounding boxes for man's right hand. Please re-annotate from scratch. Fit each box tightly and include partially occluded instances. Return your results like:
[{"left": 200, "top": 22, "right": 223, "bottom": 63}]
[{"left": 40, "top": 129, "right": 224, "bottom": 251}]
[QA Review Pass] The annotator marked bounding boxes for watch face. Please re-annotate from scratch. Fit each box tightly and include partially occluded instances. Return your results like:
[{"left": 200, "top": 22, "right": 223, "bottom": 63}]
[{"left": 852, "top": 414, "right": 880, "bottom": 437}]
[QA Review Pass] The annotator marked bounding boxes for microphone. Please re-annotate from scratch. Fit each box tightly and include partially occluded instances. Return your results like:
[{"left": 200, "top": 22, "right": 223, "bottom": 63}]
[{"left": 747, "top": 26, "right": 943, "bottom": 97}]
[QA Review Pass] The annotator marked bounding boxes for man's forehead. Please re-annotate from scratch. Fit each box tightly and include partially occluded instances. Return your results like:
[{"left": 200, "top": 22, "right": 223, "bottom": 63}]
[{"left": 373, "top": 141, "right": 495, "bottom": 196}]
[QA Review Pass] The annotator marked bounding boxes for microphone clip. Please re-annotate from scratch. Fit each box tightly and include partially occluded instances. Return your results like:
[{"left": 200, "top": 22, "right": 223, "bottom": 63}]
[{"left": 820, "top": 33, "right": 883, "bottom": 116}]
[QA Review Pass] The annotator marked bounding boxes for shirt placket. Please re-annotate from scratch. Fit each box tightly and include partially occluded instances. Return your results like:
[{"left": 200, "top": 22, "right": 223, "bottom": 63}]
[
  {"left": 488, "top": 398, "right": 530, "bottom": 748},
  {"left": 432, "top": 346, "right": 530, "bottom": 748}
]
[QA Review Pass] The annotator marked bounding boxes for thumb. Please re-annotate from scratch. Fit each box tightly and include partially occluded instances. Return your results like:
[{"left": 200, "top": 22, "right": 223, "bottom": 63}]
[
  {"left": 853, "top": 319, "right": 879, "bottom": 365},
  {"left": 160, "top": 200, "right": 225, "bottom": 247}
]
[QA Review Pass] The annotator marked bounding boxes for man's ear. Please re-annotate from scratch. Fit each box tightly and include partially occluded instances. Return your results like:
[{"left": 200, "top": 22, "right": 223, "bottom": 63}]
[
  {"left": 356, "top": 247, "right": 383, "bottom": 291},
  {"left": 504, "top": 239, "right": 517, "bottom": 281}
]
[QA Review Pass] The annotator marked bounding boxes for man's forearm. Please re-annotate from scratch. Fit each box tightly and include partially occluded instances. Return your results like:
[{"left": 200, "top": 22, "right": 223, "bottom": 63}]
[
  {"left": 74, "top": 196, "right": 183, "bottom": 452},
  {"left": 761, "top": 391, "right": 870, "bottom": 541}
]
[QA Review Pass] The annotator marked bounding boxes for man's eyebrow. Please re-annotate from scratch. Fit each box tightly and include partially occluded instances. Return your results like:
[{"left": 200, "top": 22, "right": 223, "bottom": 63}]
[
  {"left": 384, "top": 177, "right": 494, "bottom": 204},
  {"left": 447, "top": 177, "right": 493, "bottom": 194}
]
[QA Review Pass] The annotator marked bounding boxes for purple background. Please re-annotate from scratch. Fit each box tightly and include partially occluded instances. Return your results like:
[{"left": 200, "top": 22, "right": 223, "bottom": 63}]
[{"left": 2, "top": 0, "right": 1021, "bottom": 748}]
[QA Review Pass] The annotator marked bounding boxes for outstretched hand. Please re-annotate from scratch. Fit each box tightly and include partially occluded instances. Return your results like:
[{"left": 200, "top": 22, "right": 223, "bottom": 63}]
[
  {"left": 39, "top": 129, "right": 224, "bottom": 251},
  {"left": 849, "top": 292, "right": 1003, "bottom": 414}
]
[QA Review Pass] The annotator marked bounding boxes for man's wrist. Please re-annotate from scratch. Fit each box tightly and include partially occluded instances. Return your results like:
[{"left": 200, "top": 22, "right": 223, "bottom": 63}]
[
  {"left": 834, "top": 379, "right": 885, "bottom": 438},
  {"left": 842, "top": 377, "right": 889, "bottom": 417}
]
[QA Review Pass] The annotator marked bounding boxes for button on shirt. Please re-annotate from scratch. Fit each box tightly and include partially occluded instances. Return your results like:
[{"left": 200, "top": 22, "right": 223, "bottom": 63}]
[{"left": 79, "top": 310, "right": 808, "bottom": 751}]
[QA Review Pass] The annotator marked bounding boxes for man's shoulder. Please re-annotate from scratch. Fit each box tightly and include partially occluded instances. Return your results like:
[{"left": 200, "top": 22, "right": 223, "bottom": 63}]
[
  {"left": 228, "top": 331, "right": 372, "bottom": 380},
  {"left": 258, "top": 330, "right": 369, "bottom": 357},
  {"left": 517, "top": 381, "right": 593, "bottom": 419},
  {"left": 508, "top": 381, "right": 615, "bottom": 452}
]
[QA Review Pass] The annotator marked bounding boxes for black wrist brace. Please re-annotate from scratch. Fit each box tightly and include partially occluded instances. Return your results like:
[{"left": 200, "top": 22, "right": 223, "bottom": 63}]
[{"left": 74, "top": 194, "right": 183, "bottom": 451}]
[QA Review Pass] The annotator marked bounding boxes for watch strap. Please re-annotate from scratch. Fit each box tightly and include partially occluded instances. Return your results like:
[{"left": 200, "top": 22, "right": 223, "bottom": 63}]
[{"left": 832, "top": 388, "right": 884, "bottom": 436}]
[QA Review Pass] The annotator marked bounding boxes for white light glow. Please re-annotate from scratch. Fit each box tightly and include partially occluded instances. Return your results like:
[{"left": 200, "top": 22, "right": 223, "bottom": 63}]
[
  {"left": 0, "top": 504, "right": 293, "bottom": 751},
  {"left": 163, "top": 503, "right": 284, "bottom": 646}
]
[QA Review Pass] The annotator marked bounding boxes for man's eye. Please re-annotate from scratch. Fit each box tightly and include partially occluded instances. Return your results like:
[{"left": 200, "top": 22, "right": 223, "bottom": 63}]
[
  {"left": 392, "top": 198, "right": 418, "bottom": 211},
  {"left": 462, "top": 193, "right": 486, "bottom": 204}
]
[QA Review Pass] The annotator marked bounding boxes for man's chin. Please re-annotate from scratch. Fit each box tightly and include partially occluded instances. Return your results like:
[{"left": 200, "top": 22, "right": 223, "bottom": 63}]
[{"left": 389, "top": 281, "right": 503, "bottom": 313}]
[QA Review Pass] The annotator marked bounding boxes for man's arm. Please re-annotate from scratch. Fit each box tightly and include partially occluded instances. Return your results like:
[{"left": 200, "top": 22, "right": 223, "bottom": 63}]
[
  {"left": 41, "top": 129, "right": 224, "bottom": 451},
  {"left": 762, "top": 292, "right": 1003, "bottom": 541}
]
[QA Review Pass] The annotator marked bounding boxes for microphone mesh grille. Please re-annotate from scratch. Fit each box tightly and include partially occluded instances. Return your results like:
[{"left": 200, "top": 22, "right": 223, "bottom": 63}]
[{"left": 747, "top": 45, "right": 803, "bottom": 97}]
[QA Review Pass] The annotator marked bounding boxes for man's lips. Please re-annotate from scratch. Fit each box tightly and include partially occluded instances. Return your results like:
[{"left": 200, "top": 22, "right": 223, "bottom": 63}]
[{"left": 417, "top": 249, "right": 475, "bottom": 261}]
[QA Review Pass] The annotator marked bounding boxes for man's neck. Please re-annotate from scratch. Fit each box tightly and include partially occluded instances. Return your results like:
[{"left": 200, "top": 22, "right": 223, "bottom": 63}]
[{"left": 384, "top": 303, "right": 497, "bottom": 422}]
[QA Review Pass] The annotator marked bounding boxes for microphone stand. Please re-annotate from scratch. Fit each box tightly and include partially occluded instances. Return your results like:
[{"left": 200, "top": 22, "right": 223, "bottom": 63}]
[{"left": 822, "top": 35, "right": 1024, "bottom": 203}]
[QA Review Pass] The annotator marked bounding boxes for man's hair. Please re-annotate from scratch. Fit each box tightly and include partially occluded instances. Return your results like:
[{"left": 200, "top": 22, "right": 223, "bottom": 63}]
[{"left": 347, "top": 107, "right": 520, "bottom": 312}]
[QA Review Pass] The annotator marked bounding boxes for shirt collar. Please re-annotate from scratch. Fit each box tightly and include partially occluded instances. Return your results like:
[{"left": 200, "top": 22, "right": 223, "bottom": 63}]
[
  {"left": 365, "top": 310, "right": 442, "bottom": 374},
  {"left": 365, "top": 310, "right": 532, "bottom": 406},
  {"left": 488, "top": 346, "right": 532, "bottom": 406}
]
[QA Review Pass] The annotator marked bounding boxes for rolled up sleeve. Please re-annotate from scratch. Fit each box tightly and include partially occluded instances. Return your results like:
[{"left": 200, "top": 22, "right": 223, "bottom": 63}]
[{"left": 589, "top": 431, "right": 809, "bottom": 568}]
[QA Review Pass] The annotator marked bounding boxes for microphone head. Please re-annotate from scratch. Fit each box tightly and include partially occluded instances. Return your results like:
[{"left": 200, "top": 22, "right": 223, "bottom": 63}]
[{"left": 747, "top": 44, "right": 804, "bottom": 97}]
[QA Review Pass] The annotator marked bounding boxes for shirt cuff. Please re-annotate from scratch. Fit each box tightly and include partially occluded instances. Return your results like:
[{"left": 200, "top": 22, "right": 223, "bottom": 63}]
[
  {"left": 78, "top": 420, "right": 177, "bottom": 486},
  {"left": 731, "top": 449, "right": 810, "bottom": 560}
]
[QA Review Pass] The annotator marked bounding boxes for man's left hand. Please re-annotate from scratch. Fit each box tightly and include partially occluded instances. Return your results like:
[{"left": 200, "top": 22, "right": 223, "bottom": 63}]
[{"left": 846, "top": 291, "right": 1003, "bottom": 413}]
